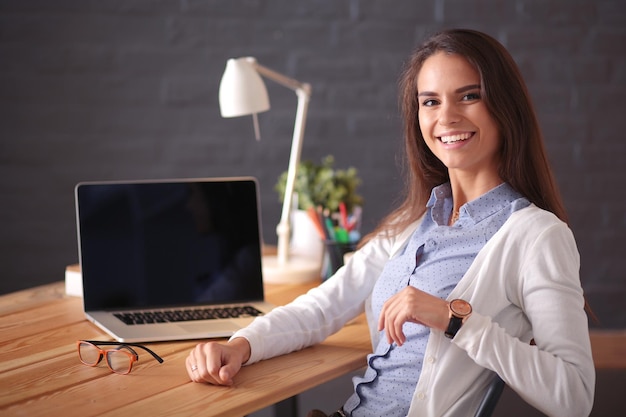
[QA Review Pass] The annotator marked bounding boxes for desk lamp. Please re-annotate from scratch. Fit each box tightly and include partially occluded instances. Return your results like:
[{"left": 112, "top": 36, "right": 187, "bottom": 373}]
[{"left": 219, "top": 57, "right": 320, "bottom": 283}]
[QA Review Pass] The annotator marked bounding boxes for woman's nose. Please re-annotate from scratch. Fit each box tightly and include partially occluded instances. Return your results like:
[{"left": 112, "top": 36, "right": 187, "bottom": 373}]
[{"left": 438, "top": 102, "right": 461, "bottom": 125}]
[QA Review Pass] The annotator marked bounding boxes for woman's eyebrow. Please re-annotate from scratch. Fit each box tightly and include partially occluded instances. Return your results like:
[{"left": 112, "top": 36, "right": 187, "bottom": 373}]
[
  {"left": 417, "top": 84, "right": 481, "bottom": 97},
  {"left": 456, "top": 84, "right": 481, "bottom": 93}
]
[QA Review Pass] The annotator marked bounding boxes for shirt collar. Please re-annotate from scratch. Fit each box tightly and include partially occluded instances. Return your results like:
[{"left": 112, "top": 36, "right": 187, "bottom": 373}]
[{"left": 427, "top": 182, "right": 523, "bottom": 226}]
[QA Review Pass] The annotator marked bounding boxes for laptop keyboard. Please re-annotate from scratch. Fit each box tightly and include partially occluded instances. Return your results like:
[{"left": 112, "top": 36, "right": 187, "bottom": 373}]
[{"left": 113, "top": 305, "right": 263, "bottom": 325}]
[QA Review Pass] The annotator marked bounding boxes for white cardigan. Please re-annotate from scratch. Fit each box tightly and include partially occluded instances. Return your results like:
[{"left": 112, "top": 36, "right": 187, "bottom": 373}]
[{"left": 233, "top": 205, "right": 595, "bottom": 416}]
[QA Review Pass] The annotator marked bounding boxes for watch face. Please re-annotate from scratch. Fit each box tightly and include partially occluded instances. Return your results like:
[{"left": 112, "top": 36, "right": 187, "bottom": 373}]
[{"left": 450, "top": 299, "right": 472, "bottom": 316}]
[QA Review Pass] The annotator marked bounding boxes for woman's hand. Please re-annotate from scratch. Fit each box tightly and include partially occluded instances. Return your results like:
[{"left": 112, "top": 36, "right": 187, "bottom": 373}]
[
  {"left": 378, "top": 286, "right": 449, "bottom": 346},
  {"left": 186, "top": 337, "right": 251, "bottom": 385}
]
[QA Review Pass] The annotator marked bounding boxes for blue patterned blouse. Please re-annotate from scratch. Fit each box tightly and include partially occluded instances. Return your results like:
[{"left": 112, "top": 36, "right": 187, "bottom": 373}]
[{"left": 343, "top": 182, "right": 530, "bottom": 416}]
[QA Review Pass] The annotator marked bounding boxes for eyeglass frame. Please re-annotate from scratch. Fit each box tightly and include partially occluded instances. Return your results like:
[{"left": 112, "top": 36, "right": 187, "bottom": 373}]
[{"left": 77, "top": 340, "right": 164, "bottom": 375}]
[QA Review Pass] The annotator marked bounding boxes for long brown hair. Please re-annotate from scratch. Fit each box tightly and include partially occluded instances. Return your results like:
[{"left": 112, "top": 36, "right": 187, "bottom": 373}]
[{"left": 364, "top": 28, "right": 567, "bottom": 242}]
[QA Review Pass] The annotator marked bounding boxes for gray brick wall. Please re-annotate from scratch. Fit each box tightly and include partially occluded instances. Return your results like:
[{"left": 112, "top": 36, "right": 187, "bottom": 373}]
[{"left": 1, "top": 0, "right": 624, "bottom": 327}]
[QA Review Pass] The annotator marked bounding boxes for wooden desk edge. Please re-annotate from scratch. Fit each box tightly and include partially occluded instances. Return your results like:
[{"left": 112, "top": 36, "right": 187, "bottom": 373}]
[
  {"left": 0, "top": 281, "right": 626, "bottom": 369},
  {"left": 2, "top": 281, "right": 625, "bottom": 370}
]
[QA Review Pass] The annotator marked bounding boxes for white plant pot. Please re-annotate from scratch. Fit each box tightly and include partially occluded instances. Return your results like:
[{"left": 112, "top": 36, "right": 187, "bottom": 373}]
[{"left": 290, "top": 209, "right": 325, "bottom": 264}]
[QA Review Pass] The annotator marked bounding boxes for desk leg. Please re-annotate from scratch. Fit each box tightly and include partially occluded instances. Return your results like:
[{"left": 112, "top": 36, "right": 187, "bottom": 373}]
[
  {"left": 274, "top": 395, "right": 299, "bottom": 417},
  {"left": 245, "top": 396, "right": 299, "bottom": 417}
]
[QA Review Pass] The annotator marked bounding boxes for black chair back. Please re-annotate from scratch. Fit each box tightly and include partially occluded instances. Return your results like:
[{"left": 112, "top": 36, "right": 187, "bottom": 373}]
[{"left": 473, "top": 375, "right": 505, "bottom": 417}]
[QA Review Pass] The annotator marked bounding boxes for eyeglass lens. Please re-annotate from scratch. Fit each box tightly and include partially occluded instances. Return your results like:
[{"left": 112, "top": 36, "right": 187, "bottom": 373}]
[
  {"left": 78, "top": 342, "right": 132, "bottom": 374},
  {"left": 106, "top": 349, "right": 133, "bottom": 374},
  {"left": 78, "top": 342, "right": 101, "bottom": 365}
]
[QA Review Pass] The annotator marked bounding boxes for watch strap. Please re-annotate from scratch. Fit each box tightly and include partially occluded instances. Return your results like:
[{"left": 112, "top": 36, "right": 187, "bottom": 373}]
[{"left": 445, "top": 315, "right": 463, "bottom": 339}]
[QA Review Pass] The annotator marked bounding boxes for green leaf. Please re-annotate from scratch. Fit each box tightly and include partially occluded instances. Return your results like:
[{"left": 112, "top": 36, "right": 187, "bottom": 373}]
[{"left": 274, "top": 155, "right": 363, "bottom": 212}]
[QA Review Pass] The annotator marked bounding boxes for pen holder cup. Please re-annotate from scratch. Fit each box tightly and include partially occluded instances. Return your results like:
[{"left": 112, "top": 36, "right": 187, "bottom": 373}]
[{"left": 323, "top": 240, "right": 357, "bottom": 281}]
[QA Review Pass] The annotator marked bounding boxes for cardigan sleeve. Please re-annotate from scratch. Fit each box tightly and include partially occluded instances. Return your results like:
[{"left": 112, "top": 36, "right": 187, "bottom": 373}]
[
  {"left": 231, "top": 231, "right": 394, "bottom": 365},
  {"left": 453, "top": 217, "right": 595, "bottom": 417}
]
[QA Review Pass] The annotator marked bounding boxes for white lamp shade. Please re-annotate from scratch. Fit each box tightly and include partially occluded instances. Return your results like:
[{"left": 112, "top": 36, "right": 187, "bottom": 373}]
[{"left": 219, "top": 57, "right": 270, "bottom": 118}]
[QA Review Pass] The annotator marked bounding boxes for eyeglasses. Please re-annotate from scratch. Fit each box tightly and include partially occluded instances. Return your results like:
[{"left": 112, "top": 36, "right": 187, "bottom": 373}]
[{"left": 77, "top": 340, "right": 164, "bottom": 375}]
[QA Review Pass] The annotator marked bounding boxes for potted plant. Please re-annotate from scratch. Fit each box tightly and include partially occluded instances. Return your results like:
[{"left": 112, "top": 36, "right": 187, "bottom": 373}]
[
  {"left": 274, "top": 155, "right": 363, "bottom": 213},
  {"left": 275, "top": 156, "right": 363, "bottom": 276}
]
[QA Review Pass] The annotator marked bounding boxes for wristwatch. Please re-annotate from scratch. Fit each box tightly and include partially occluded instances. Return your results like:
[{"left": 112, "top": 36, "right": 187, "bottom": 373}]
[{"left": 445, "top": 299, "right": 472, "bottom": 339}]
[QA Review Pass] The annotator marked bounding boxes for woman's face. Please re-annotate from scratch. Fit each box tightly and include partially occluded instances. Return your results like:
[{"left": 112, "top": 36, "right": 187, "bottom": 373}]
[{"left": 417, "top": 52, "right": 501, "bottom": 183}]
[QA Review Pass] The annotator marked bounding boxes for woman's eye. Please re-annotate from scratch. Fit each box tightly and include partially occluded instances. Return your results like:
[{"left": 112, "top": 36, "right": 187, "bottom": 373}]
[
  {"left": 462, "top": 92, "right": 481, "bottom": 101},
  {"left": 421, "top": 99, "right": 438, "bottom": 107}
]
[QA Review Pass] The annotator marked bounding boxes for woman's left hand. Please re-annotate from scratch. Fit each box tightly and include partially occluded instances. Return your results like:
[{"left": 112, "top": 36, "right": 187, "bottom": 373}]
[{"left": 378, "top": 286, "right": 449, "bottom": 346}]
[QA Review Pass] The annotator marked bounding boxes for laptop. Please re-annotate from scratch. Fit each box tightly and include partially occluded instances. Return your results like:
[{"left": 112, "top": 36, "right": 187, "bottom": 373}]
[{"left": 75, "top": 177, "right": 274, "bottom": 343}]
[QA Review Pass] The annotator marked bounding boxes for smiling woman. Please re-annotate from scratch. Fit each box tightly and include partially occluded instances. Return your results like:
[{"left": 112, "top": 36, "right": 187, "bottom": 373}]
[
  {"left": 185, "top": 29, "right": 594, "bottom": 417},
  {"left": 392, "top": 29, "right": 569, "bottom": 232},
  {"left": 417, "top": 52, "right": 502, "bottom": 206}
]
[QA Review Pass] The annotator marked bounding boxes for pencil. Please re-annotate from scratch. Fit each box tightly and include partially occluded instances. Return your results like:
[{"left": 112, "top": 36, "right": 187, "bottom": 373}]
[
  {"left": 317, "top": 205, "right": 331, "bottom": 240},
  {"left": 307, "top": 206, "right": 326, "bottom": 240}
]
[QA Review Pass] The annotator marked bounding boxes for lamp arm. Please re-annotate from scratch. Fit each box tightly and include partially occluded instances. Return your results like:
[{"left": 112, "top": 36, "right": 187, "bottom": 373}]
[
  {"left": 276, "top": 85, "right": 311, "bottom": 265},
  {"left": 242, "top": 57, "right": 312, "bottom": 265},
  {"left": 249, "top": 59, "right": 309, "bottom": 92}
]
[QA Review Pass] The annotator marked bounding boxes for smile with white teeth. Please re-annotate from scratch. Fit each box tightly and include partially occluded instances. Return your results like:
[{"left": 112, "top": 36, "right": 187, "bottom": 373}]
[{"left": 439, "top": 132, "right": 473, "bottom": 144}]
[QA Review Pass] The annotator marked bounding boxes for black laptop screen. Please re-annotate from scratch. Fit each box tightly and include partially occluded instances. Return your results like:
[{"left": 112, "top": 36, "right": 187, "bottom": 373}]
[{"left": 76, "top": 178, "right": 264, "bottom": 311}]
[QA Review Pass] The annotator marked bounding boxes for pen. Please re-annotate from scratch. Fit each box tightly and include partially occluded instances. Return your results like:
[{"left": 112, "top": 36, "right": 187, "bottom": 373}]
[
  {"left": 339, "top": 202, "right": 349, "bottom": 230},
  {"left": 323, "top": 208, "right": 336, "bottom": 241},
  {"left": 347, "top": 206, "right": 362, "bottom": 232}
]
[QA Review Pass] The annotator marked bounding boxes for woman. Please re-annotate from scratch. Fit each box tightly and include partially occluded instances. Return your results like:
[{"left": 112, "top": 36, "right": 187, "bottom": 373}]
[{"left": 186, "top": 29, "right": 595, "bottom": 417}]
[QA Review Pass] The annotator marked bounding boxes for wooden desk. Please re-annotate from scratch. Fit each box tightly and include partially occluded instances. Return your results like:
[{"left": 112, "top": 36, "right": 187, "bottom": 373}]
[{"left": 0, "top": 281, "right": 371, "bottom": 417}]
